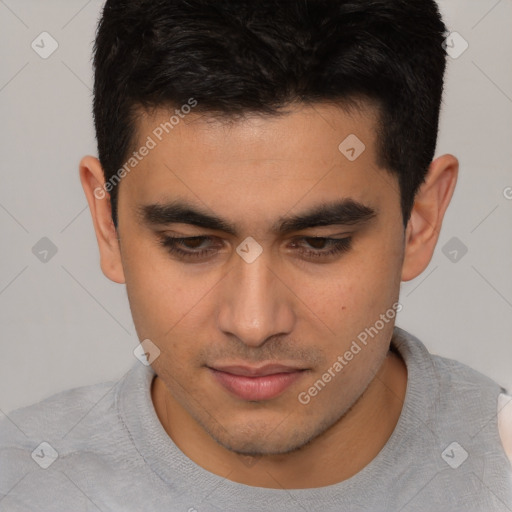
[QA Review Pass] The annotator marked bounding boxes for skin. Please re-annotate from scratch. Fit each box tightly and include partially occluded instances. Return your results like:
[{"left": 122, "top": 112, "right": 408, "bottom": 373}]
[{"left": 79, "top": 102, "right": 458, "bottom": 489}]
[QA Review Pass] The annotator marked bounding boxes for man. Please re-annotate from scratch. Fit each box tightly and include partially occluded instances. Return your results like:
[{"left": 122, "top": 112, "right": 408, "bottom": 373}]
[{"left": 1, "top": 0, "right": 511, "bottom": 510}]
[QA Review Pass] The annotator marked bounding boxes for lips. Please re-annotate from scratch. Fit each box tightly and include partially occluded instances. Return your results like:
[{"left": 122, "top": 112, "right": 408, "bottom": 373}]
[
  {"left": 212, "top": 364, "right": 303, "bottom": 377},
  {"left": 208, "top": 363, "right": 307, "bottom": 401}
]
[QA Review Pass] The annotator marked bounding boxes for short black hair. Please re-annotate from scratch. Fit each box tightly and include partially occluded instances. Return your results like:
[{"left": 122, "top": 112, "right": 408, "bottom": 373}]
[{"left": 92, "top": 0, "right": 449, "bottom": 229}]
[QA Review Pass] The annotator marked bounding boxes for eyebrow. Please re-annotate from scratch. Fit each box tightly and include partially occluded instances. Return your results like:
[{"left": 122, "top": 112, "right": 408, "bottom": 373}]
[{"left": 138, "top": 198, "right": 377, "bottom": 236}]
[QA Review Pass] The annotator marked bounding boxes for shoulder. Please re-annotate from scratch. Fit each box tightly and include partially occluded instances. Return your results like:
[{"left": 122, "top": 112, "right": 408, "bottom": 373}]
[
  {"left": 0, "top": 377, "right": 121, "bottom": 475},
  {"left": 427, "top": 350, "right": 512, "bottom": 466},
  {"left": 428, "top": 349, "right": 501, "bottom": 390},
  {"left": 1, "top": 378, "right": 119, "bottom": 443},
  {"left": 0, "top": 377, "right": 129, "bottom": 509}
]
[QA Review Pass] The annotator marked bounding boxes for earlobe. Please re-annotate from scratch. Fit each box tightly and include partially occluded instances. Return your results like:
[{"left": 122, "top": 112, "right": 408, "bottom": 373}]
[
  {"left": 401, "top": 154, "right": 459, "bottom": 282},
  {"left": 79, "top": 156, "right": 126, "bottom": 284}
]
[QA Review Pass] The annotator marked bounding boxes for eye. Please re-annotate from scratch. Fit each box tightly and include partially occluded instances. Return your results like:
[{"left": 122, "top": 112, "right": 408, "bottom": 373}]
[
  {"left": 290, "top": 236, "right": 352, "bottom": 259},
  {"left": 158, "top": 236, "right": 219, "bottom": 260},
  {"left": 158, "top": 235, "right": 352, "bottom": 262}
]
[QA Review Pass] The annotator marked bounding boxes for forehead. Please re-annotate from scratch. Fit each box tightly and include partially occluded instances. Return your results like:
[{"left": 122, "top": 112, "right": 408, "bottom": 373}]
[
  {"left": 129, "top": 101, "right": 382, "bottom": 178},
  {"left": 135, "top": 100, "right": 380, "bottom": 159}
]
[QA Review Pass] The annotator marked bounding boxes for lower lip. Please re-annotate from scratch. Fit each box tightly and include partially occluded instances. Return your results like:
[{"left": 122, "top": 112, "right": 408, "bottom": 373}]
[{"left": 209, "top": 369, "right": 305, "bottom": 401}]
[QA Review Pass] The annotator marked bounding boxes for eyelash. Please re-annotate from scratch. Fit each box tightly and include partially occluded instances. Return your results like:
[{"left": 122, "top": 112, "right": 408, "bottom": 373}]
[{"left": 158, "top": 235, "right": 353, "bottom": 261}]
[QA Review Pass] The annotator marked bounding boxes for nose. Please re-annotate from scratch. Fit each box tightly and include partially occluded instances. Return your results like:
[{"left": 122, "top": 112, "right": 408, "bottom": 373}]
[{"left": 217, "top": 249, "right": 295, "bottom": 348}]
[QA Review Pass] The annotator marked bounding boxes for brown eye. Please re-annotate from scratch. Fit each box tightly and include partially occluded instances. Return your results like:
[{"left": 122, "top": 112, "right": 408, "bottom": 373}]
[
  {"left": 292, "top": 237, "right": 353, "bottom": 259},
  {"left": 303, "top": 237, "right": 329, "bottom": 249},
  {"left": 181, "top": 237, "right": 207, "bottom": 249},
  {"left": 159, "top": 236, "right": 219, "bottom": 260}
]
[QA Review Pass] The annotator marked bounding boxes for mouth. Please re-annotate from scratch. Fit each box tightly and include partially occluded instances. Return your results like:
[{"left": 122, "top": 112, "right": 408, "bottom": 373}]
[{"left": 207, "top": 363, "right": 307, "bottom": 401}]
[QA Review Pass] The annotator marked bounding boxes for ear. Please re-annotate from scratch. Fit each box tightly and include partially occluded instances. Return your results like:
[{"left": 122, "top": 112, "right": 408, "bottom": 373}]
[
  {"left": 79, "top": 156, "right": 126, "bottom": 284},
  {"left": 401, "top": 154, "right": 459, "bottom": 282}
]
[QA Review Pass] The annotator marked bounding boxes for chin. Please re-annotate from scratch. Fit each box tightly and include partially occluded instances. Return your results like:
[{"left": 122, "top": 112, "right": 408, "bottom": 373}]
[
  {"left": 203, "top": 417, "right": 317, "bottom": 457},
  {"left": 218, "top": 434, "right": 309, "bottom": 457}
]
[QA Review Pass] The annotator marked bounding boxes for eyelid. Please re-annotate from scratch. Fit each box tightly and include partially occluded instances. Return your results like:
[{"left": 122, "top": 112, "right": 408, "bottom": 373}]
[
  {"left": 158, "top": 233, "right": 353, "bottom": 262},
  {"left": 159, "top": 234, "right": 349, "bottom": 251}
]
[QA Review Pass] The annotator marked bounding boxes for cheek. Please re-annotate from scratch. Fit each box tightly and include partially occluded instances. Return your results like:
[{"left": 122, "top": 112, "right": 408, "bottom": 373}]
[
  {"left": 304, "top": 247, "right": 400, "bottom": 333},
  {"left": 122, "top": 241, "right": 187, "bottom": 338},
  {"left": 123, "top": 241, "right": 222, "bottom": 349}
]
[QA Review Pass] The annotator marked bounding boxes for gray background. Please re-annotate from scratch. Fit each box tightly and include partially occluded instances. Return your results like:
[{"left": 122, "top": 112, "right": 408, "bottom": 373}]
[{"left": 0, "top": 0, "right": 511, "bottom": 414}]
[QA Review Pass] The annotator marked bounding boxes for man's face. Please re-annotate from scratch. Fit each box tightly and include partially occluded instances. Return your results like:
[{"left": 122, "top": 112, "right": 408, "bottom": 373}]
[{"left": 116, "top": 102, "right": 405, "bottom": 455}]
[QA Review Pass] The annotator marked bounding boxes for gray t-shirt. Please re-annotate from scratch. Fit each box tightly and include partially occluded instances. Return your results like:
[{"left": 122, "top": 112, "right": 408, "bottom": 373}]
[{"left": 1, "top": 326, "right": 512, "bottom": 511}]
